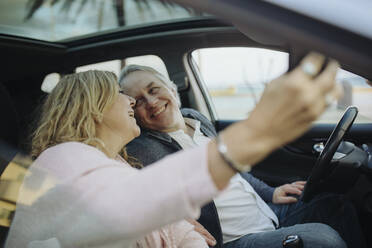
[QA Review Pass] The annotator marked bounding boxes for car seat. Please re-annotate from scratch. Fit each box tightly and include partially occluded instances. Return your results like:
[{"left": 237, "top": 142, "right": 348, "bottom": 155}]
[{"left": 0, "top": 82, "right": 22, "bottom": 247}]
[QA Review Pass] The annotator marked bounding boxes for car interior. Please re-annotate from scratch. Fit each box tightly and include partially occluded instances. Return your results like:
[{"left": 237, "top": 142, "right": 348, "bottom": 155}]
[{"left": 0, "top": 0, "right": 372, "bottom": 247}]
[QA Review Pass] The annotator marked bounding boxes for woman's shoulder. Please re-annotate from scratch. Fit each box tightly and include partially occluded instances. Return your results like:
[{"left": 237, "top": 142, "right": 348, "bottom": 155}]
[
  {"left": 38, "top": 142, "right": 106, "bottom": 160},
  {"left": 33, "top": 142, "right": 120, "bottom": 179}
]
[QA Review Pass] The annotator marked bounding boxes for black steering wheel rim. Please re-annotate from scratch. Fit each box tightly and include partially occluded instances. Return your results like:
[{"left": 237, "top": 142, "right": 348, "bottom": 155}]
[{"left": 301, "top": 106, "right": 358, "bottom": 202}]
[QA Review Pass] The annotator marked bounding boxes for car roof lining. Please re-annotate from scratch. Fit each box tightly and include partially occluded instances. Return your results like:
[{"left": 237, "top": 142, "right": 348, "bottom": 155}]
[
  {"left": 0, "top": 22, "right": 286, "bottom": 87},
  {"left": 171, "top": 0, "right": 372, "bottom": 80},
  {"left": 1, "top": 14, "right": 371, "bottom": 88}
]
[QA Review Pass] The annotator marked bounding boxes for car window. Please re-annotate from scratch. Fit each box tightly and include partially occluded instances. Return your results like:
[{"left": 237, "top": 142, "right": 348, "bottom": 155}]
[
  {"left": 75, "top": 55, "right": 168, "bottom": 79},
  {"left": 0, "top": 0, "right": 207, "bottom": 42},
  {"left": 76, "top": 59, "right": 123, "bottom": 76},
  {"left": 329, "top": 70, "right": 372, "bottom": 124},
  {"left": 191, "top": 47, "right": 372, "bottom": 124},
  {"left": 191, "top": 47, "right": 288, "bottom": 119}
]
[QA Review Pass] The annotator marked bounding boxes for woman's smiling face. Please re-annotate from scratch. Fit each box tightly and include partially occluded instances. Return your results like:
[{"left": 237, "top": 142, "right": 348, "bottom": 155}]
[{"left": 101, "top": 92, "right": 141, "bottom": 144}]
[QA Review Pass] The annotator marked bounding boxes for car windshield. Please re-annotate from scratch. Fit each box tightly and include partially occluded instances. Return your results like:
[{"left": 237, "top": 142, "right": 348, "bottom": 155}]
[{"left": 0, "top": 0, "right": 207, "bottom": 42}]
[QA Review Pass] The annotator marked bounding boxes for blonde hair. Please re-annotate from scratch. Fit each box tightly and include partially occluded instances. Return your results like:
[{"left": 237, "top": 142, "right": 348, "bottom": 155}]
[{"left": 32, "top": 70, "right": 119, "bottom": 159}]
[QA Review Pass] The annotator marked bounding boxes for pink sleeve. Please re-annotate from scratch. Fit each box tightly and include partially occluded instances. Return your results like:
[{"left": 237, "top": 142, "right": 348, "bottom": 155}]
[
  {"left": 27, "top": 142, "right": 219, "bottom": 245},
  {"left": 73, "top": 144, "right": 219, "bottom": 239}
]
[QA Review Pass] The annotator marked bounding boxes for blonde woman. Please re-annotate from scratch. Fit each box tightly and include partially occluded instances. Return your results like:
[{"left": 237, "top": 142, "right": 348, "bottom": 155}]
[{"left": 6, "top": 53, "right": 342, "bottom": 248}]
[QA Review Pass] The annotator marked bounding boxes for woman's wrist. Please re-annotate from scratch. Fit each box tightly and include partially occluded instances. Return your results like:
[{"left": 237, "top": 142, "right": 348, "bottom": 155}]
[
  {"left": 207, "top": 117, "right": 280, "bottom": 190},
  {"left": 207, "top": 140, "right": 236, "bottom": 190},
  {"left": 216, "top": 134, "right": 252, "bottom": 173},
  {"left": 221, "top": 120, "right": 278, "bottom": 167}
]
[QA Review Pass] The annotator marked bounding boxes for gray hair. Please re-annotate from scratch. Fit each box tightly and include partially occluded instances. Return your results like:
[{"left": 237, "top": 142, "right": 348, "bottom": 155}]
[{"left": 118, "top": 64, "right": 181, "bottom": 106}]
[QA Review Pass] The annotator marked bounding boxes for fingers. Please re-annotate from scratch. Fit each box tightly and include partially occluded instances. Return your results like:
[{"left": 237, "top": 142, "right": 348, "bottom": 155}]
[
  {"left": 291, "top": 184, "right": 304, "bottom": 191},
  {"left": 283, "top": 184, "right": 302, "bottom": 195},
  {"left": 313, "top": 60, "right": 342, "bottom": 111},
  {"left": 273, "top": 184, "right": 303, "bottom": 204},
  {"left": 288, "top": 53, "right": 340, "bottom": 119},
  {"left": 278, "top": 196, "right": 298, "bottom": 204},
  {"left": 292, "top": 53, "right": 341, "bottom": 102},
  {"left": 293, "top": 181, "right": 306, "bottom": 186},
  {"left": 291, "top": 52, "right": 326, "bottom": 78},
  {"left": 296, "top": 61, "right": 340, "bottom": 124},
  {"left": 187, "top": 219, "right": 217, "bottom": 246},
  {"left": 199, "top": 231, "right": 217, "bottom": 246},
  {"left": 315, "top": 60, "right": 340, "bottom": 94},
  {"left": 198, "top": 229, "right": 216, "bottom": 246},
  {"left": 291, "top": 181, "right": 306, "bottom": 190}
]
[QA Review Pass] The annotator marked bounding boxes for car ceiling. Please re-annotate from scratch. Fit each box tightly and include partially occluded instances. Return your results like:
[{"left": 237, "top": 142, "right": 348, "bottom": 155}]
[
  {"left": 171, "top": 0, "right": 372, "bottom": 80},
  {"left": 0, "top": 18, "right": 284, "bottom": 86},
  {"left": 0, "top": 0, "right": 371, "bottom": 91}
]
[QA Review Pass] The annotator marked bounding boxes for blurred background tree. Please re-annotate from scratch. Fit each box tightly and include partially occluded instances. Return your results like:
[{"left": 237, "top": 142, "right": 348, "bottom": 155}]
[{"left": 25, "top": 0, "right": 197, "bottom": 27}]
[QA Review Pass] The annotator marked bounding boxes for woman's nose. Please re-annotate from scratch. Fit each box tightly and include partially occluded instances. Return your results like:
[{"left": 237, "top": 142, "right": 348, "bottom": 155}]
[{"left": 128, "top": 96, "right": 136, "bottom": 107}]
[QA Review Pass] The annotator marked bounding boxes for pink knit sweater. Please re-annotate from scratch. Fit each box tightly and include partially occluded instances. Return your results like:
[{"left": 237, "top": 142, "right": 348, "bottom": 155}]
[{"left": 6, "top": 142, "right": 218, "bottom": 247}]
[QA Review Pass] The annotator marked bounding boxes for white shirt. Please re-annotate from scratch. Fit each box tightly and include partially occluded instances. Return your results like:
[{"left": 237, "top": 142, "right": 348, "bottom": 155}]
[
  {"left": 169, "top": 118, "right": 279, "bottom": 243},
  {"left": 168, "top": 118, "right": 210, "bottom": 149},
  {"left": 215, "top": 175, "right": 278, "bottom": 243}
]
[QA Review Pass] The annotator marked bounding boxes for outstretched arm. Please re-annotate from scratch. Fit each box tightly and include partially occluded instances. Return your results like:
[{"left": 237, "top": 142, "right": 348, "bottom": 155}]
[{"left": 209, "top": 54, "right": 342, "bottom": 190}]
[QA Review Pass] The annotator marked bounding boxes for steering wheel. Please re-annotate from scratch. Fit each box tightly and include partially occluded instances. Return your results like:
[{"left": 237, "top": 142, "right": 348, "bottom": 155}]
[{"left": 301, "top": 106, "right": 358, "bottom": 202}]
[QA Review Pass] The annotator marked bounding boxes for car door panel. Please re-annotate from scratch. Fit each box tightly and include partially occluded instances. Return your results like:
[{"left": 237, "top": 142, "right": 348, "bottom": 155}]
[{"left": 215, "top": 120, "right": 372, "bottom": 186}]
